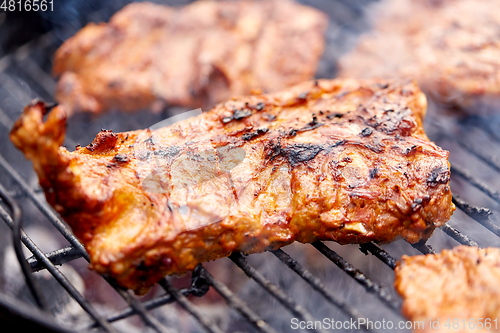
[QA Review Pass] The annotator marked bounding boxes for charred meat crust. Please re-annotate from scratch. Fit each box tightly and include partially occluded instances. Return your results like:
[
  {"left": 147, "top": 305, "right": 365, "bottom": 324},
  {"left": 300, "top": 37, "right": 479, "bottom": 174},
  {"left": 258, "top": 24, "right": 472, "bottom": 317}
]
[{"left": 10, "top": 78, "right": 454, "bottom": 294}]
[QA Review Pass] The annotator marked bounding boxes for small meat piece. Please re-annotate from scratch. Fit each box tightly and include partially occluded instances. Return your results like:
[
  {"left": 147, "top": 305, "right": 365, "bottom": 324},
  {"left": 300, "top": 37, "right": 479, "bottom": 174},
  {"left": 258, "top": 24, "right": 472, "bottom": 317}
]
[
  {"left": 10, "top": 79, "right": 454, "bottom": 294},
  {"left": 53, "top": 0, "right": 328, "bottom": 115},
  {"left": 339, "top": 0, "right": 500, "bottom": 114},
  {"left": 395, "top": 246, "right": 500, "bottom": 333}
]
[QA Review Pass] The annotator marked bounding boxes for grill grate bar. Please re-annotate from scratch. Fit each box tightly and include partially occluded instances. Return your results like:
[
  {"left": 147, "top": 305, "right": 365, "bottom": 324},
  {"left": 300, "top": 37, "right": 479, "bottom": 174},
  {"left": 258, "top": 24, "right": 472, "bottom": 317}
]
[
  {"left": 0, "top": 105, "right": 14, "bottom": 129},
  {"left": 229, "top": 252, "right": 320, "bottom": 331},
  {"left": 448, "top": 134, "right": 500, "bottom": 173},
  {"left": 271, "top": 249, "right": 373, "bottom": 332},
  {"left": 0, "top": 31, "right": 53, "bottom": 74},
  {"left": 113, "top": 289, "right": 172, "bottom": 333},
  {"left": 0, "top": 183, "right": 49, "bottom": 311},
  {"left": 410, "top": 240, "right": 436, "bottom": 255},
  {"left": 467, "top": 121, "right": 500, "bottom": 143},
  {"left": 27, "top": 246, "right": 82, "bottom": 272},
  {"left": 91, "top": 264, "right": 213, "bottom": 328},
  {"left": 452, "top": 196, "right": 500, "bottom": 237},
  {"left": 0, "top": 55, "right": 10, "bottom": 74},
  {"left": 200, "top": 265, "right": 278, "bottom": 333},
  {"left": 440, "top": 224, "right": 479, "bottom": 247},
  {"left": 312, "top": 241, "right": 401, "bottom": 311},
  {"left": 14, "top": 56, "right": 56, "bottom": 98},
  {"left": 89, "top": 293, "right": 181, "bottom": 328},
  {"left": 358, "top": 243, "right": 397, "bottom": 270},
  {"left": 451, "top": 164, "right": 500, "bottom": 205},
  {"left": 0, "top": 201, "right": 118, "bottom": 332},
  {"left": 158, "top": 279, "right": 223, "bottom": 333}
]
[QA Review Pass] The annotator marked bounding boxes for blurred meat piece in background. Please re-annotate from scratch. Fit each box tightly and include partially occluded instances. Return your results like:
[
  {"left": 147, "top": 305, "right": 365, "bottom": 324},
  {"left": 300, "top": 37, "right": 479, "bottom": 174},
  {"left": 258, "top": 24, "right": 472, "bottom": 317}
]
[
  {"left": 52, "top": 0, "right": 328, "bottom": 115},
  {"left": 339, "top": 0, "right": 500, "bottom": 115},
  {"left": 395, "top": 246, "right": 500, "bottom": 332}
]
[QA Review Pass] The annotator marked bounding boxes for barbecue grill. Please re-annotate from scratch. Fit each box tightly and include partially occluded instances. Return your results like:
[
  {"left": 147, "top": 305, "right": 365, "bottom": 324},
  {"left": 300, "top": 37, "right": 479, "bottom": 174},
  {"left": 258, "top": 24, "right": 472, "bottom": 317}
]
[{"left": 1, "top": 1, "right": 500, "bottom": 332}]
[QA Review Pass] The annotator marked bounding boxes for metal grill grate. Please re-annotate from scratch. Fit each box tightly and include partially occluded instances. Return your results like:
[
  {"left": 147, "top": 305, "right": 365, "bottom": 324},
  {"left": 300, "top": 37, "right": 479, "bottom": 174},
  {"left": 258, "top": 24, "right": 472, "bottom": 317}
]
[{"left": 1, "top": 1, "right": 500, "bottom": 332}]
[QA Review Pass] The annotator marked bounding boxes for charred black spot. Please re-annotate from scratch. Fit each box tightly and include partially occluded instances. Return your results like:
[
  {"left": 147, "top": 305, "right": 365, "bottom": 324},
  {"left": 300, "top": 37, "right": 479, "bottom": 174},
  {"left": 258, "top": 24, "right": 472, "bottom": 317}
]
[
  {"left": 288, "top": 129, "right": 297, "bottom": 137},
  {"left": 265, "top": 139, "right": 324, "bottom": 166},
  {"left": 326, "top": 113, "right": 343, "bottom": 120},
  {"left": 363, "top": 141, "right": 385, "bottom": 153},
  {"left": 222, "top": 116, "right": 233, "bottom": 123},
  {"left": 286, "top": 144, "right": 324, "bottom": 166},
  {"left": 255, "top": 102, "right": 265, "bottom": 111},
  {"left": 113, "top": 154, "right": 129, "bottom": 163},
  {"left": 412, "top": 197, "right": 423, "bottom": 210},
  {"left": 262, "top": 113, "right": 276, "bottom": 121},
  {"left": 266, "top": 138, "right": 283, "bottom": 162},
  {"left": 342, "top": 156, "right": 352, "bottom": 163},
  {"left": 369, "top": 168, "right": 379, "bottom": 179},
  {"left": 309, "top": 115, "right": 318, "bottom": 126},
  {"left": 329, "top": 139, "right": 346, "bottom": 150},
  {"left": 108, "top": 80, "right": 122, "bottom": 88},
  {"left": 404, "top": 145, "right": 419, "bottom": 155},
  {"left": 296, "top": 115, "right": 323, "bottom": 133},
  {"left": 427, "top": 167, "right": 450, "bottom": 187},
  {"left": 233, "top": 108, "right": 252, "bottom": 120},
  {"left": 136, "top": 260, "right": 148, "bottom": 271},
  {"left": 143, "top": 136, "right": 157, "bottom": 145},
  {"left": 242, "top": 128, "right": 269, "bottom": 141},
  {"left": 360, "top": 127, "right": 373, "bottom": 137}
]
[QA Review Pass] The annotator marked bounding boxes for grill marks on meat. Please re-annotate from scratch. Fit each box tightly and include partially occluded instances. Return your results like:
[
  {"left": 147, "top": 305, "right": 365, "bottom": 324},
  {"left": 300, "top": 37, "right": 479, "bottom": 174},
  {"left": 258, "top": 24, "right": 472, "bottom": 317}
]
[
  {"left": 339, "top": 0, "right": 500, "bottom": 114},
  {"left": 10, "top": 79, "right": 454, "bottom": 294},
  {"left": 395, "top": 246, "right": 500, "bottom": 333},
  {"left": 52, "top": 0, "right": 328, "bottom": 115}
]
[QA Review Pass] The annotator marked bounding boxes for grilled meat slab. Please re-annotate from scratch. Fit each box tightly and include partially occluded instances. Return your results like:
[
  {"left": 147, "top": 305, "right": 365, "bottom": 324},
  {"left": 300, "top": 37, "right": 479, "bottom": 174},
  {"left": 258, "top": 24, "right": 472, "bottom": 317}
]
[
  {"left": 395, "top": 246, "right": 500, "bottom": 333},
  {"left": 10, "top": 79, "right": 454, "bottom": 294},
  {"left": 339, "top": 0, "right": 500, "bottom": 114},
  {"left": 53, "top": 0, "right": 328, "bottom": 115}
]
